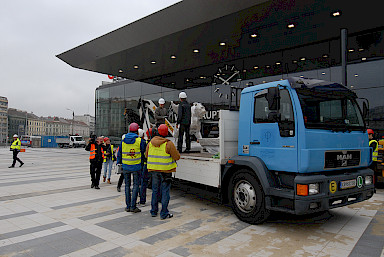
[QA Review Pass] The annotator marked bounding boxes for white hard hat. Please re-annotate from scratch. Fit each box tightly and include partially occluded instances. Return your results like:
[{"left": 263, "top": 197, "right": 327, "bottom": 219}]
[
  {"left": 121, "top": 134, "right": 125, "bottom": 140},
  {"left": 138, "top": 129, "right": 145, "bottom": 138},
  {"left": 13, "top": 134, "right": 18, "bottom": 138},
  {"left": 158, "top": 98, "right": 165, "bottom": 104},
  {"left": 179, "top": 92, "right": 187, "bottom": 99}
]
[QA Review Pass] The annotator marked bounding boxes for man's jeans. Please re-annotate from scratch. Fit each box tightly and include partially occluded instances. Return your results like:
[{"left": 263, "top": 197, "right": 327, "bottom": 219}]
[
  {"left": 150, "top": 172, "right": 172, "bottom": 219},
  {"left": 103, "top": 159, "right": 113, "bottom": 179},
  {"left": 139, "top": 164, "right": 150, "bottom": 204},
  {"left": 124, "top": 171, "right": 140, "bottom": 210}
]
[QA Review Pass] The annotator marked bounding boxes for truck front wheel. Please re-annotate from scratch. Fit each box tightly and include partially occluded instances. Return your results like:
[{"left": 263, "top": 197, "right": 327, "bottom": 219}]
[{"left": 228, "top": 170, "right": 269, "bottom": 224}]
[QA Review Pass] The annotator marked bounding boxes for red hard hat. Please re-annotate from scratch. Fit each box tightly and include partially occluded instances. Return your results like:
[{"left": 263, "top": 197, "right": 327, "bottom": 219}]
[
  {"left": 367, "top": 129, "right": 374, "bottom": 134},
  {"left": 129, "top": 123, "right": 139, "bottom": 132},
  {"left": 158, "top": 124, "right": 168, "bottom": 136},
  {"left": 103, "top": 137, "right": 109, "bottom": 142},
  {"left": 146, "top": 128, "right": 153, "bottom": 138}
]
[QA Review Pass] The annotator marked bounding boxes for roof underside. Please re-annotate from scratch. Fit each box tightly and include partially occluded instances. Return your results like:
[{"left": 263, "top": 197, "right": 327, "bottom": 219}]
[{"left": 57, "top": 0, "right": 383, "bottom": 89}]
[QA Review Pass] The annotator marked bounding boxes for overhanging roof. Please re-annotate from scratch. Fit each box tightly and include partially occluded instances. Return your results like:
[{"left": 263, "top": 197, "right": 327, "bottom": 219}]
[{"left": 57, "top": 0, "right": 383, "bottom": 89}]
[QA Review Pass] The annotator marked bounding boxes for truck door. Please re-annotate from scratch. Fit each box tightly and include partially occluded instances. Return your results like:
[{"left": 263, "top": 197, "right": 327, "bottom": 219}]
[{"left": 250, "top": 88, "right": 298, "bottom": 172}]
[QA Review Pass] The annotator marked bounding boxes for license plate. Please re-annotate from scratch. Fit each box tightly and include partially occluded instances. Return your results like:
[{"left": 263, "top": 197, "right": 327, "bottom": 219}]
[{"left": 340, "top": 179, "right": 356, "bottom": 189}]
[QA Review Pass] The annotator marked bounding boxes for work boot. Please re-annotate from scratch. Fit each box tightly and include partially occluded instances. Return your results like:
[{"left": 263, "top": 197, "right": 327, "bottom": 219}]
[
  {"left": 131, "top": 207, "right": 141, "bottom": 213},
  {"left": 91, "top": 183, "right": 94, "bottom": 188},
  {"left": 19, "top": 162, "right": 24, "bottom": 167},
  {"left": 103, "top": 176, "right": 106, "bottom": 182},
  {"left": 117, "top": 186, "right": 121, "bottom": 192},
  {"left": 94, "top": 185, "right": 100, "bottom": 189},
  {"left": 8, "top": 166, "right": 14, "bottom": 168},
  {"left": 107, "top": 178, "right": 111, "bottom": 184}
]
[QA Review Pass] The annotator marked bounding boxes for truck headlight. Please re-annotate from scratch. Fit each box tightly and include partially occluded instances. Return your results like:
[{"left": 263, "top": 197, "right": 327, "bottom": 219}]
[
  {"left": 309, "top": 183, "right": 320, "bottom": 195},
  {"left": 365, "top": 176, "right": 373, "bottom": 185}
]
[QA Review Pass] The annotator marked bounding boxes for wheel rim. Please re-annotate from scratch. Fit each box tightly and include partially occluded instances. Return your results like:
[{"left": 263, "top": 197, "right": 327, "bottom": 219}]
[{"left": 234, "top": 180, "right": 257, "bottom": 213}]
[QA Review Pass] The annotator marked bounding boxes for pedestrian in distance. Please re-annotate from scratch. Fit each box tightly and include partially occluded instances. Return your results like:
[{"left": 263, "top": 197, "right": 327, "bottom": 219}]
[
  {"left": 146, "top": 124, "right": 180, "bottom": 219},
  {"left": 176, "top": 92, "right": 191, "bottom": 153},
  {"left": 102, "top": 137, "right": 115, "bottom": 184},
  {"left": 155, "top": 98, "right": 168, "bottom": 127},
  {"left": 85, "top": 135, "right": 104, "bottom": 189},
  {"left": 117, "top": 123, "right": 146, "bottom": 213},
  {"left": 9, "top": 134, "right": 24, "bottom": 168}
]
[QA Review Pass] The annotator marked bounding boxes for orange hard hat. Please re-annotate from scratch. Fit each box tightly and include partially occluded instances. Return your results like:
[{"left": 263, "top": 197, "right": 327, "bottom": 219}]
[
  {"left": 158, "top": 124, "right": 168, "bottom": 136},
  {"left": 367, "top": 129, "right": 374, "bottom": 134}
]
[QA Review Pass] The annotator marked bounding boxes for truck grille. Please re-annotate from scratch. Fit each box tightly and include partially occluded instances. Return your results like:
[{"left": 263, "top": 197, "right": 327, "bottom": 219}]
[{"left": 324, "top": 150, "right": 360, "bottom": 169}]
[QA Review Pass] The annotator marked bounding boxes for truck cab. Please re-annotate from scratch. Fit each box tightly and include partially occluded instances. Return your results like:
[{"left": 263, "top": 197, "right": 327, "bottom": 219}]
[{"left": 226, "top": 77, "right": 375, "bottom": 223}]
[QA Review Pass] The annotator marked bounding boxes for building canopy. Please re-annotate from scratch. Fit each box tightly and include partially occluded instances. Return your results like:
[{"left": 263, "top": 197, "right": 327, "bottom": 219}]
[{"left": 57, "top": 0, "right": 381, "bottom": 89}]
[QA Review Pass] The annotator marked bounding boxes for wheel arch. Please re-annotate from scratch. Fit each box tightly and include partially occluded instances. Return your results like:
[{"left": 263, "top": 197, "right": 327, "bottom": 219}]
[{"left": 221, "top": 156, "right": 274, "bottom": 203}]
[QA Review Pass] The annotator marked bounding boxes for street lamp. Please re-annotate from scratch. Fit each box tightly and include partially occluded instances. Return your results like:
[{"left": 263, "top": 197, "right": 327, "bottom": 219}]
[{"left": 66, "top": 108, "right": 74, "bottom": 135}]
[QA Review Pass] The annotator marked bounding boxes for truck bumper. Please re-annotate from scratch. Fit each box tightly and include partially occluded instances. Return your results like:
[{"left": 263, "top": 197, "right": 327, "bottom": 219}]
[{"left": 267, "top": 167, "right": 375, "bottom": 215}]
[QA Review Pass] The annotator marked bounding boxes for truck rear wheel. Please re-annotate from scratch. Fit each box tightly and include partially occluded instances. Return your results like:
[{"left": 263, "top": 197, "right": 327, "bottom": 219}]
[{"left": 228, "top": 170, "right": 269, "bottom": 224}]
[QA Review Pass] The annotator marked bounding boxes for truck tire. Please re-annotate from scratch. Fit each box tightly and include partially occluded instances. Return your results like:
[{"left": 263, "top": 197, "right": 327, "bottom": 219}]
[{"left": 228, "top": 169, "right": 270, "bottom": 224}]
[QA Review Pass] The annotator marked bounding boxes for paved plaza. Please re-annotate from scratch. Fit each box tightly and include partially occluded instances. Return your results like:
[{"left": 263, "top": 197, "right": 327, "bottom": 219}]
[{"left": 0, "top": 147, "right": 383, "bottom": 257}]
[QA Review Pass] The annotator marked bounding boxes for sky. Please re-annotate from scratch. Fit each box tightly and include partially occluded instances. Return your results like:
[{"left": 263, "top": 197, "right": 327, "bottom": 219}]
[{"left": 0, "top": 0, "right": 181, "bottom": 119}]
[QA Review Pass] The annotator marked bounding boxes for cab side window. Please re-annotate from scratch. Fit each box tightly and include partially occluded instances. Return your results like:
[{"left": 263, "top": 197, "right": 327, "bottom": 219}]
[{"left": 253, "top": 89, "right": 294, "bottom": 123}]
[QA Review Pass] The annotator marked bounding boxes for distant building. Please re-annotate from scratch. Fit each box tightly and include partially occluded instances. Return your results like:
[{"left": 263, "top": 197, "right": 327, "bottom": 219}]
[
  {"left": 27, "top": 113, "right": 46, "bottom": 136},
  {"left": 74, "top": 114, "right": 95, "bottom": 135},
  {"left": 0, "top": 96, "right": 8, "bottom": 144},
  {"left": 8, "top": 108, "right": 28, "bottom": 138},
  {"left": 44, "top": 117, "right": 71, "bottom": 136},
  {"left": 71, "top": 120, "right": 89, "bottom": 137}
]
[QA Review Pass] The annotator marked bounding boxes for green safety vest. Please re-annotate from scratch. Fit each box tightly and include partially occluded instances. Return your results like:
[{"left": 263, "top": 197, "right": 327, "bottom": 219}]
[
  {"left": 122, "top": 138, "right": 142, "bottom": 166},
  {"left": 147, "top": 142, "right": 177, "bottom": 171},
  {"left": 103, "top": 144, "right": 114, "bottom": 162},
  {"left": 370, "top": 139, "right": 378, "bottom": 161},
  {"left": 10, "top": 139, "right": 21, "bottom": 150}
]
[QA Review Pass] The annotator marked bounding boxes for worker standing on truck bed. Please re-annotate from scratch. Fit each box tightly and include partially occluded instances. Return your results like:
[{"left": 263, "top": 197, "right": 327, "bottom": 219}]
[
  {"left": 368, "top": 129, "right": 378, "bottom": 184},
  {"left": 146, "top": 124, "right": 180, "bottom": 220},
  {"left": 176, "top": 92, "right": 191, "bottom": 153},
  {"left": 9, "top": 134, "right": 24, "bottom": 168},
  {"left": 155, "top": 98, "right": 168, "bottom": 127},
  {"left": 117, "top": 123, "right": 146, "bottom": 213}
]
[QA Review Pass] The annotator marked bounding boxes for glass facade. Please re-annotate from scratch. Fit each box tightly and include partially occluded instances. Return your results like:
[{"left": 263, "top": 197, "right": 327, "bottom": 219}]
[{"left": 96, "top": 28, "right": 384, "bottom": 141}]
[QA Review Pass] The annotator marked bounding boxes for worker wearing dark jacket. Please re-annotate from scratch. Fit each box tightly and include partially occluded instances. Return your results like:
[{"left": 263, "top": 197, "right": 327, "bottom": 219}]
[
  {"left": 85, "top": 136, "right": 104, "bottom": 189},
  {"left": 176, "top": 92, "right": 191, "bottom": 152},
  {"left": 117, "top": 123, "right": 146, "bottom": 213},
  {"left": 146, "top": 124, "right": 180, "bottom": 219}
]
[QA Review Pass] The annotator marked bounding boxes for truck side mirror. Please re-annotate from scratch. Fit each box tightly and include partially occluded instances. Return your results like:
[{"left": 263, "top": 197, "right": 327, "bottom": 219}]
[{"left": 267, "top": 86, "right": 280, "bottom": 111}]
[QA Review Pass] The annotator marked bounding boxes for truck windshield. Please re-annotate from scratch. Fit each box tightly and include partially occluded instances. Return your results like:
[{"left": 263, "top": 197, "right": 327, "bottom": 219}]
[{"left": 296, "top": 88, "right": 365, "bottom": 131}]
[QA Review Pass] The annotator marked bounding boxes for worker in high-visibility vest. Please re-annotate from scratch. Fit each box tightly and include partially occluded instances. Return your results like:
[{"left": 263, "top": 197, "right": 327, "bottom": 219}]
[
  {"left": 9, "top": 134, "right": 24, "bottom": 168},
  {"left": 102, "top": 137, "right": 114, "bottom": 184},
  {"left": 116, "top": 123, "right": 146, "bottom": 213},
  {"left": 85, "top": 135, "right": 104, "bottom": 189},
  {"left": 146, "top": 124, "right": 180, "bottom": 219},
  {"left": 368, "top": 129, "right": 378, "bottom": 184}
]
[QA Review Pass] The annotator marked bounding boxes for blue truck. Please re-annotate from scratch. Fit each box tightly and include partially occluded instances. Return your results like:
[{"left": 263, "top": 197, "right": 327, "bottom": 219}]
[{"left": 175, "top": 77, "right": 375, "bottom": 224}]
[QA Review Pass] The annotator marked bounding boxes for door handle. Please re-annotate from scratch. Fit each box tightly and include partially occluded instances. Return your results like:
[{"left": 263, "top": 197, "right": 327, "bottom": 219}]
[{"left": 250, "top": 141, "right": 260, "bottom": 145}]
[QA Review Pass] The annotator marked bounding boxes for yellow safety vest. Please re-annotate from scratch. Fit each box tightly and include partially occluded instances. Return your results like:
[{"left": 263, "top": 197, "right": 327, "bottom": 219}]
[
  {"left": 103, "top": 144, "right": 114, "bottom": 162},
  {"left": 147, "top": 142, "right": 177, "bottom": 171},
  {"left": 10, "top": 139, "right": 21, "bottom": 150},
  {"left": 370, "top": 139, "right": 378, "bottom": 161},
  {"left": 122, "top": 138, "right": 142, "bottom": 166}
]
